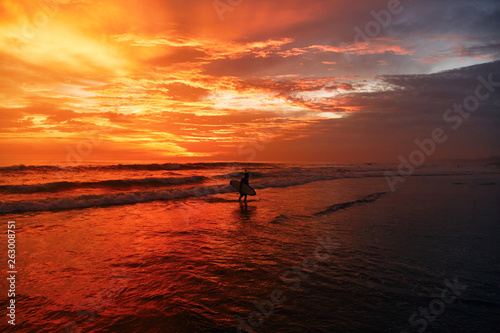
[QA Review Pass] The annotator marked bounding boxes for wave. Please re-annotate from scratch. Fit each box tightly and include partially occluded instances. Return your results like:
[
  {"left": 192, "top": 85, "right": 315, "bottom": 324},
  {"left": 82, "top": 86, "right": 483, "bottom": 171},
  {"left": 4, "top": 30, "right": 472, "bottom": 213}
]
[
  {"left": 212, "top": 171, "right": 267, "bottom": 179},
  {"left": 314, "top": 192, "right": 388, "bottom": 216},
  {"left": 253, "top": 173, "right": 343, "bottom": 189},
  {"left": 0, "top": 172, "right": 347, "bottom": 214},
  {"left": 0, "top": 162, "right": 275, "bottom": 173},
  {"left": 0, "top": 176, "right": 208, "bottom": 194},
  {"left": 0, "top": 184, "right": 235, "bottom": 214}
]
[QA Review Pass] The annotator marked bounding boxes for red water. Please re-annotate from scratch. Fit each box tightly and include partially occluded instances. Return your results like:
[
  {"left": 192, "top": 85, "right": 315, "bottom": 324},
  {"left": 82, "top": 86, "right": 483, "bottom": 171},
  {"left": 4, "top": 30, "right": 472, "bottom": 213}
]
[{"left": 1, "top": 171, "right": 499, "bottom": 332}]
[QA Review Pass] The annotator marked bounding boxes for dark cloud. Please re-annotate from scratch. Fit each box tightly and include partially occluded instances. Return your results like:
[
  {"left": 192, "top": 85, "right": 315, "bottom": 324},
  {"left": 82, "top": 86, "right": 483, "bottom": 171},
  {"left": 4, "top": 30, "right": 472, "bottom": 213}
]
[
  {"left": 203, "top": 53, "right": 292, "bottom": 78},
  {"left": 391, "top": 0, "right": 500, "bottom": 38},
  {"left": 148, "top": 47, "right": 208, "bottom": 65},
  {"left": 271, "top": 60, "right": 500, "bottom": 161},
  {"left": 202, "top": 0, "right": 500, "bottom": 77},
  {"left": 162, "top": 82, "right": 210, "bottom": 102},
  {"left": 378, "top": 60, "right": 500, "bottom": 116},
  {"left": 237, "top": 78, "right": 353, "bottom": 94},
  {"left": 455, "top": 42, "right": 500, "bottom": 59}
]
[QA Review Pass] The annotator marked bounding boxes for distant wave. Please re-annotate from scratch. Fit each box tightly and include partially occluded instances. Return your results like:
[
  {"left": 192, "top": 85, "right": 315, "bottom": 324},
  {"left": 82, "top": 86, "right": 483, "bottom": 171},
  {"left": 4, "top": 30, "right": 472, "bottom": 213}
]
[
  {"left": 0, "top": 176, "right": 208, "bottom": 194},
  {"left": 252, "top": 173, "right": 343, "bottom": 189},
  {"left": 212, "top": 171, "right": 267, "bottom": 179},
  {"left": 314, "top": 192, "right": 388, "bottom": 216},
  {"left": 0, "top": 162, "right": 274, "bottom": 173},
  {"left": 107, "top": 162, "right": 270, "bottom": 171}
]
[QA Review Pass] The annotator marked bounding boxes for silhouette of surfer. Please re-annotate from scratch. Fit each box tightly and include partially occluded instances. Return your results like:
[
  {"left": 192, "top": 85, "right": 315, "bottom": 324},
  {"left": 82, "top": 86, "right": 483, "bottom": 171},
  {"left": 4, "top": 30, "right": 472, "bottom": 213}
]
[{"left": 238, "top": 172, "right": 250, "bottom": 202}]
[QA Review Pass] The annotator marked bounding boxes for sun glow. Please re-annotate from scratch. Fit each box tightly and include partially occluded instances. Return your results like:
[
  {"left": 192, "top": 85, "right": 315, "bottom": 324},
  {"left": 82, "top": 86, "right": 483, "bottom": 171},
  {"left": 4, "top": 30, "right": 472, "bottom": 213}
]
[{"left": 2, "top": 0, "right": 496, "bottom": 164}]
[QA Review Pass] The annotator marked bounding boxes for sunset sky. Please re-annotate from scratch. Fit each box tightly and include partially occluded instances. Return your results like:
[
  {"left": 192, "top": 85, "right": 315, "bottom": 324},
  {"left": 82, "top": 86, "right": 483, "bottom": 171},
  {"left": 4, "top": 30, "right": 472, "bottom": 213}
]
[{"left": 1, "top": 0, "right": 499, "bottom": 164}]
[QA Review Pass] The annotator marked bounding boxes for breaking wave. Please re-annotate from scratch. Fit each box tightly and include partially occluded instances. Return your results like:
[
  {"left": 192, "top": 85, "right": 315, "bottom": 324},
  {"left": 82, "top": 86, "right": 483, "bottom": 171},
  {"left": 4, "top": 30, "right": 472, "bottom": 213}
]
[
  {"left": 0, "top": 173, "right": 346, "bottom": 214},
  {"left": 0, "top": 176, "right": 207, "bottom": 194},
  {"left": 0, "top": 185, "right": 233, "bottom": 214}
]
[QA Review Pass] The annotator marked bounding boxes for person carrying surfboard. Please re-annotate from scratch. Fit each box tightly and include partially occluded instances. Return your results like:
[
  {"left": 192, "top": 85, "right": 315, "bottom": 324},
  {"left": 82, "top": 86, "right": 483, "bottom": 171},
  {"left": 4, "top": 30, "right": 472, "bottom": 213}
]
[
  {"left": 230, "top": 172, "right": 256, "bottom": 201},
  {"left": 239, "top": 172, "right": 250, "bottom": 202}
]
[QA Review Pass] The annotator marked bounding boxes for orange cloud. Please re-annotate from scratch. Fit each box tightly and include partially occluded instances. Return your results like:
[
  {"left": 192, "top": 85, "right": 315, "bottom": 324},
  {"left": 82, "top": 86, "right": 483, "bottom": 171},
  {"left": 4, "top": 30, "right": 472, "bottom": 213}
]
[{"left": 1, "top": 0, "right": 498, "bottom": 164}]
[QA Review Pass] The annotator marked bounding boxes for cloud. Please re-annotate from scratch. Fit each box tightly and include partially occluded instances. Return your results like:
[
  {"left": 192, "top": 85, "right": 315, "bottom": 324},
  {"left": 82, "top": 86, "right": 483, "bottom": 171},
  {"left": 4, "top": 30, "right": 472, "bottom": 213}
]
[
  {"left": 161, "top": 82, "right": 210, "bottom": 102},
  {"left": 414, "top": 41, "right": 500, "bottom": 64},
  {"left": 0, "top": 0, "right": 499, "bottom": 163}
]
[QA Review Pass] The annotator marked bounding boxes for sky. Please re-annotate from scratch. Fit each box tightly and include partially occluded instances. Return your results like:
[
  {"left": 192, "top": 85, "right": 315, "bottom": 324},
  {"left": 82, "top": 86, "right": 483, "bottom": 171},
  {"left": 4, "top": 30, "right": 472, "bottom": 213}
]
[{"left": 0, "top": 0, "right": 499, "bottom": 164}]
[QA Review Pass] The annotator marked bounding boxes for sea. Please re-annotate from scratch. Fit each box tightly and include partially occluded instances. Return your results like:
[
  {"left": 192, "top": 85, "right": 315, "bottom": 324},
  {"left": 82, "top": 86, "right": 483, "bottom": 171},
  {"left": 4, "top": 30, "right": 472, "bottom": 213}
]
[{"left": 0, "top": 161, "right": 499, "bottom": 332}]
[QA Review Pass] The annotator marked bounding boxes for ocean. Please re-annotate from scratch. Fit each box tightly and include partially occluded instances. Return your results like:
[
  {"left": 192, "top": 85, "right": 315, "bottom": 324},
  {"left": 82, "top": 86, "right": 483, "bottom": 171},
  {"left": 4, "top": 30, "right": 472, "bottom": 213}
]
[{"left": 0, "top": 161, "right": 499, "bottom": 332}]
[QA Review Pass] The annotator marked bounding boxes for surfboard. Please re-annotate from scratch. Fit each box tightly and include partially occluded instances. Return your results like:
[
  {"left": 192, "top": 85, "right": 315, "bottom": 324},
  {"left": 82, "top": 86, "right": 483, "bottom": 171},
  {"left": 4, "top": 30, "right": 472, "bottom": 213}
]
[{"left": 230, "top": 180, "right": 256, "bottom": 196}]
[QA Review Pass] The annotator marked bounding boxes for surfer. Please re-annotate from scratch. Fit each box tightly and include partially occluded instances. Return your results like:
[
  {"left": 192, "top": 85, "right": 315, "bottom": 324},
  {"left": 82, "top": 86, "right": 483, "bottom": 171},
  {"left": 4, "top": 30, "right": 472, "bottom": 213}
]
[{"left": 238, "top": 172, "right": 250, "bottom": 202}]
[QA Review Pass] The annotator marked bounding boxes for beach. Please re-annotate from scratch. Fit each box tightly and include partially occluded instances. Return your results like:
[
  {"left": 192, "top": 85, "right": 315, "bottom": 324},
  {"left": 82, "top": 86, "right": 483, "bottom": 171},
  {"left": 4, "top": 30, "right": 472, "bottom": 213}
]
[
  {"left": 2, "top": 0, "right": 500, "bottom": 331},
  {"left": 0, "top": 162, "right": 499, "bottom": 332}
]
